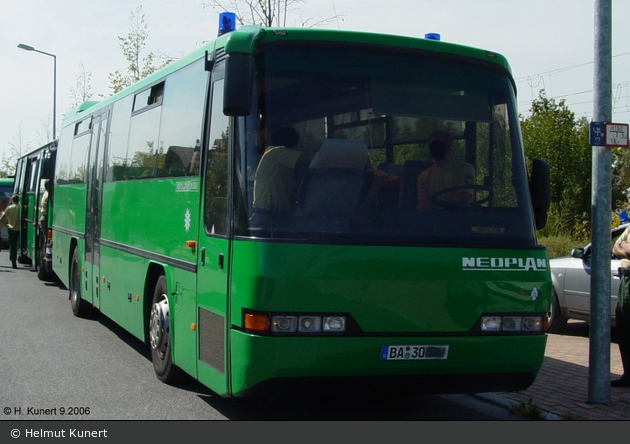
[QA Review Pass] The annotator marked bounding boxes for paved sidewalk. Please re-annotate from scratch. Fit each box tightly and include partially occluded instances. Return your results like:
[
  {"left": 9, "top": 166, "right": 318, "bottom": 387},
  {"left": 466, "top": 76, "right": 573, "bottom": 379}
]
[{"left": 496, "top": 320, "right": 630, "bottom": 420}]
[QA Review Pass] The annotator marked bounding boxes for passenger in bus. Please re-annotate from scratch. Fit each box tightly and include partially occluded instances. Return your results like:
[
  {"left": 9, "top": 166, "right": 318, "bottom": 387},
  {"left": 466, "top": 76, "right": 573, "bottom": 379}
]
[
  {"left": 252, "top": 126, "right": 314, "bottom": 224},
  {"left": 0, "top": 194, "right": 20, "bottom": 269},
  {"left": 416, "top": 130, "right": 475, "bottom": 210}
]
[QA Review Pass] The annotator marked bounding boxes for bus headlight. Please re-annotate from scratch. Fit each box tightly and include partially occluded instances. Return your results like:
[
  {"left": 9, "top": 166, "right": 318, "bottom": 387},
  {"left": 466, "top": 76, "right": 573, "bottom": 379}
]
[
  {"left": 246, "top": 311, "right": 347, "bottom": 335},
  {"left": 271, "top": 316, "right": 297, "bottom": 333},
  {"left": 323, "top": 316, "right": 346, "bottom": 332},
  {"left": 522, "top": 316, "right": 543, "bottom": 332},
  {"left": 481, "top": 315, "right": 544, "bottom": 334},
  {"left": 502, "top": 316, "right": 522, "bottom": 332},
  {"left": 298, "top": 316, "right": 322, "bottom": 333},
  {"left": 481, "top": 316, "right": 502, "bottom": 332}
]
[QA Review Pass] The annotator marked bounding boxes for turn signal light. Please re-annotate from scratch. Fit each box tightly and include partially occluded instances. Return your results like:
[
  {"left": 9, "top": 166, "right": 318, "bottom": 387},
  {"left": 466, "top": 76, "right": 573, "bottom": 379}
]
[{"left": 245, "top": 313, "right": 270, "bottom": 332}]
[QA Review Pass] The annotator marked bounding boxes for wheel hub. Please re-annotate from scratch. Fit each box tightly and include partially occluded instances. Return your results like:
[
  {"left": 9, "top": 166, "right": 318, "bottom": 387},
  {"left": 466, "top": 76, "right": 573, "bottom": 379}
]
[{"left": 149, "top": 297, "right": 169, "bottom": 352}]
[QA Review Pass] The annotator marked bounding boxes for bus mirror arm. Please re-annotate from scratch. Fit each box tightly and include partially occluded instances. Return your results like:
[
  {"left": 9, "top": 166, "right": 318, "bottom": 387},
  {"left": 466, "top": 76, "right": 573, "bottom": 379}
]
[
  {"left": 223, "top": 52, "right": 255, "bottom": 116},
  {"left": 529, "top": 158, "right": 551, "bottom": 231}
]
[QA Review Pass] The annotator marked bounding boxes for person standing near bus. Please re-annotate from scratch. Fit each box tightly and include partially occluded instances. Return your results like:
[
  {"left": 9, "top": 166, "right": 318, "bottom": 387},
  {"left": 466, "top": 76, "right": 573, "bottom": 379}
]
[
  {"left": 39, "top": 179, "right": 50, "bottom": 246},
  {"left": 612, "top": 225, "right": 630, "bottom": 387},
  {"left": 416, "top": 130, "right": 475, "bottom": 210},
  {"left": 0, "top": 194, "right": 21, "bottom": 269}
]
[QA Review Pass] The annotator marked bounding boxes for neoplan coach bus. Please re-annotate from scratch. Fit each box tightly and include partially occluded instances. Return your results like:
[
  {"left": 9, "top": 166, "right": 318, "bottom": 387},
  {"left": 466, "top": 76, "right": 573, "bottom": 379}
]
[{"left": 51, "top": 19, "right": 551, "bottom": 397}]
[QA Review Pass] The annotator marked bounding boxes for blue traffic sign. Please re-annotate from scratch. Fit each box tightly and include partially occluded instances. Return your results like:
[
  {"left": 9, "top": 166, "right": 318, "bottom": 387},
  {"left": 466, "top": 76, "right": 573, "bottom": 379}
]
[{"left": 590, "top": 122, "right": 606, "bottom": 146}]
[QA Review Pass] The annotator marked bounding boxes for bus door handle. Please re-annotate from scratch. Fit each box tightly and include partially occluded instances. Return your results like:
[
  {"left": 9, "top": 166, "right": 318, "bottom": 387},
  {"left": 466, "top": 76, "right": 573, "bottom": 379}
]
[
  {"left": 218, "top": 253, "right": 224, "bottom": 269},
  {"left": 201, "top": 247, "right": 206, "bottom": 267}
]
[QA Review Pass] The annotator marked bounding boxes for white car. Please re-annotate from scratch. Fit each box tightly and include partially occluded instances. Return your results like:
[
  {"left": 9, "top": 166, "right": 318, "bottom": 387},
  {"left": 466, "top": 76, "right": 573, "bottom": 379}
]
[{"left": 547, "top": 223, "right": 627, "bottom": 332}]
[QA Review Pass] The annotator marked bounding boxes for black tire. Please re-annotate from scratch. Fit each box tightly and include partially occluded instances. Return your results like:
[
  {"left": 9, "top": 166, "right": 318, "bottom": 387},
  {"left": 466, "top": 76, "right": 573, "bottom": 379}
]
[
  {"left": 149, "top": 276, "right": 181, "bottom": 384},
  {"left": 69, "top": 248, "right": 92, "bottom": 318},
  {"left": 37, "top": 265, "right": 55, "bottom": 282},
  {"left": 546, "top": 289, "right": 568, "bottom": 333},
  {"left": 37, "top": 239, "right": 55, "bottom": 282}
]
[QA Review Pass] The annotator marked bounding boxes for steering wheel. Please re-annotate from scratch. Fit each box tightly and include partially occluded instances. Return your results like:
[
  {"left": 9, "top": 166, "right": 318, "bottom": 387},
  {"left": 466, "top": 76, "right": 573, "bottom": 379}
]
[{"left": 430, "top": 185, "right": 494, "bottom": 209}]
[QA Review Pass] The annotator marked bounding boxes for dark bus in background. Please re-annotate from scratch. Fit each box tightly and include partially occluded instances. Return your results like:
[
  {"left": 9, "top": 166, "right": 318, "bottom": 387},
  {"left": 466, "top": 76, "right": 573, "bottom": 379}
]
[
  {"left": 13, "top": 141, "right": 57, "bottom": 281},
  {"left": 0, "top": 177, "right": 15, "bottom": 247}
]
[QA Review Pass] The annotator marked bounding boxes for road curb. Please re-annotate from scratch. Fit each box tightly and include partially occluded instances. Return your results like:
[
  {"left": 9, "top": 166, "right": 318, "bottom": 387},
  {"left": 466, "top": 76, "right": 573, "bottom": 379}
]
[{"left": 472, "top": 393, "right": 565, "bottom": 420}]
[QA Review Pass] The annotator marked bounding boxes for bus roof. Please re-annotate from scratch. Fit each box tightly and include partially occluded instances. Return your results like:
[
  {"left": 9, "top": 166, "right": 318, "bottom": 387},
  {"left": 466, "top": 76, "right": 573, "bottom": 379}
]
[
  {"left": 62, "top": 26, "right": 513, "bottom": 127},
  {"left": 19, "top": 140, "right": 57, "bottom": 160}
]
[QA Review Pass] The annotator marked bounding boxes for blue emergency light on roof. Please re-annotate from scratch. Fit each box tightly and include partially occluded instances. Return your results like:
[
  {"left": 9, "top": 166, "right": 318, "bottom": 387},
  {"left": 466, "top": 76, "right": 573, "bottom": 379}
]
[
  {"left": 218, "top": 12, "right": 236, "bottom": 36},
  {"left": 425, "top": 33, "right": 441, "bottom": 41}
]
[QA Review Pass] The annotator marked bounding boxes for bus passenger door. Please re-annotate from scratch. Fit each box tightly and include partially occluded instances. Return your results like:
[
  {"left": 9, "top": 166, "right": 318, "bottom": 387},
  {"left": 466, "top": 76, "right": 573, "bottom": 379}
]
[
  {"left": 19, "top": 153, "right": 40, "bottom": 266},
  {"left": 84, "top": 111, "right": 108, "bottom": 310},
  {"left": 195, "top": 79, "right": 230, "bottom": 396}
]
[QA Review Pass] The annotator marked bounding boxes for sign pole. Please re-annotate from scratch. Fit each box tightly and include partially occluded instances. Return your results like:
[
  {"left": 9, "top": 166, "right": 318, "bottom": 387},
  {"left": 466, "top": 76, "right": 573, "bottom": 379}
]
[{"left": 588, "top": 0, "right": 612, "bottom": 404}]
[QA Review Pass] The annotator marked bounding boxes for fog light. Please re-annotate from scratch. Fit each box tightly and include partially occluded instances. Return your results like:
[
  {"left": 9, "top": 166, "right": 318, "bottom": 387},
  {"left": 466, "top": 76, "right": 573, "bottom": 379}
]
[
  {"left": 271, "top": 316, "right": 297, "bottom": 333},
  {"left": 323, "top": 316, "right": 346, "bottom": 332},
  {"left": 481, "top": 316, "right": 501, "bottom": 331},
  {"left": 298, "top": 316, "right": 322, "bottom": 332}
]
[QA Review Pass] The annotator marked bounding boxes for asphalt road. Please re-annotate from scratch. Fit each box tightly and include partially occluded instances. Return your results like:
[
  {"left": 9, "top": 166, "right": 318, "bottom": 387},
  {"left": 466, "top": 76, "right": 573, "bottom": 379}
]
[{"left": 0, "top": 251, "right": 526, "bottom": 421}]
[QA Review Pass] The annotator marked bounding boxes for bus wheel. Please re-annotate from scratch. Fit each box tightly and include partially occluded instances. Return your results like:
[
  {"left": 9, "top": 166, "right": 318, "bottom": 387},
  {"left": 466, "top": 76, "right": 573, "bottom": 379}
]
[
  {"left": 149, "top": 276, "right": 180, "bottom": 383},
  {"left": 37, "top": 241, "right": 54, "bottom": 282},
  {"left": 69, "top": 249, "right": 92, "bottom": 318}
]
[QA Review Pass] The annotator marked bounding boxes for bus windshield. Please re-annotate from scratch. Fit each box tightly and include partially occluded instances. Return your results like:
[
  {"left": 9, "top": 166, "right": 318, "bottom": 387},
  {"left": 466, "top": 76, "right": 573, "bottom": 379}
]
[{"left": 234, "top": 44, "right": 536, "bottom": 247}]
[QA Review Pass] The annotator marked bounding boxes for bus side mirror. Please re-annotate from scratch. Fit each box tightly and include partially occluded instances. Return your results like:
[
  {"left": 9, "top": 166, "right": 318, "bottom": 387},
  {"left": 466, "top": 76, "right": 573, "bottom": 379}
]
[
  {"left": 529, "top": 158, "right": 551, "bottom": 230},
  {"left": 223, "top": 52, "right": 255, "bottom": 116}
]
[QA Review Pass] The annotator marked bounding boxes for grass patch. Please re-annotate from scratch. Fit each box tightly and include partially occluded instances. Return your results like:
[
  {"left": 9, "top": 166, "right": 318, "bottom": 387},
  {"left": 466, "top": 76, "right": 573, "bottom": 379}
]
[
  {"left": 538, "top": 235, "right": 588, "bottom": 259},
  {"left": 508, "top": 398, "right": 547, "bottom": 420}
]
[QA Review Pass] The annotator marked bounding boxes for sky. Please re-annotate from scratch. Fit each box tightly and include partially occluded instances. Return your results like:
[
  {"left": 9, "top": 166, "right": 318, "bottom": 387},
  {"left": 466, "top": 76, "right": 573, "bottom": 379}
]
[{"left": 2, "top": 0, "right": 630, "bottom": 165}]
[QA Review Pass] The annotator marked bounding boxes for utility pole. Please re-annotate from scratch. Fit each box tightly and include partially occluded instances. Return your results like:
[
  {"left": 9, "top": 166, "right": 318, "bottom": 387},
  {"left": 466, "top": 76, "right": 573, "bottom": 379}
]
[{"left": 588, "top": 0, "right": 612, "bottom": 404}]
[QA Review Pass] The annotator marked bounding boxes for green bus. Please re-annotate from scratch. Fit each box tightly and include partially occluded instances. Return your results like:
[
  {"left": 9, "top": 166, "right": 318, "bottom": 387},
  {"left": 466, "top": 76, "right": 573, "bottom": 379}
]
[
  {"left": 52, "top": 20, "right": 551, "bottom": 397},
  {"left": 13, "top": 141, "right": 57, "bottom": 281}
]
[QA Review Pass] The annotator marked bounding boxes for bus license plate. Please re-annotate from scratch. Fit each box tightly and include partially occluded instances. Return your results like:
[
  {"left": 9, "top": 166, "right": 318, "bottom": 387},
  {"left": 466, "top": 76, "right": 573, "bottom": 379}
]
[{"left": 380, "top": 345, "right": 449, "bottom": 361}]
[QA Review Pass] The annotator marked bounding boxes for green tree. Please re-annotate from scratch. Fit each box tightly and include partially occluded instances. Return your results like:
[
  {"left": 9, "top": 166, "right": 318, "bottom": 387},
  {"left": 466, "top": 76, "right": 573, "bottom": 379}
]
[
  {"left": 108, "top": 6, "right": 170, "bottom": 94},
  {"left": 521, "top": 91, "right": 593, "bottom": 237}
]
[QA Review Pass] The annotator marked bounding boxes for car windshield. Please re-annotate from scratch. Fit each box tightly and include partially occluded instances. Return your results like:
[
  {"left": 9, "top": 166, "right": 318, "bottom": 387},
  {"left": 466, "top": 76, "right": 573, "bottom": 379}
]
[{"left": 231, "top": 45, "right": 537, "bottom": 247}]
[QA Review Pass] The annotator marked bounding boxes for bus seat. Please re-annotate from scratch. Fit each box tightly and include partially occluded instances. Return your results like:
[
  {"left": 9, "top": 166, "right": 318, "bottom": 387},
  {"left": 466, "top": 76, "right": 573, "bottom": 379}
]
[
  {"left": 295, "top": 139, "right": 368, "bottom": 230},
  {"left": 309, "top": 139, "right": 368, "bottom": 169},
  {"left": 398, "top": 160, "right": 433, "bottom": 209}
]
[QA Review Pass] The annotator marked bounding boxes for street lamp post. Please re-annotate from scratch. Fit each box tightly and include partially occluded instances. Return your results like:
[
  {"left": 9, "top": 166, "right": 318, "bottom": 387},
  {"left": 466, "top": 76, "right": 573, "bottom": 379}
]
[{"left": 17, "top": 43, "right": 57, "bottom": 140}]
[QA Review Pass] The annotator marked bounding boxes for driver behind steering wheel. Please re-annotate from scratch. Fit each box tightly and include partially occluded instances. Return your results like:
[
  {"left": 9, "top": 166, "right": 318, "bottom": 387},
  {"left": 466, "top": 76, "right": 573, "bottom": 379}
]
[{"left": 416, "top": 130, "right": 475, "bottom": 210}]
